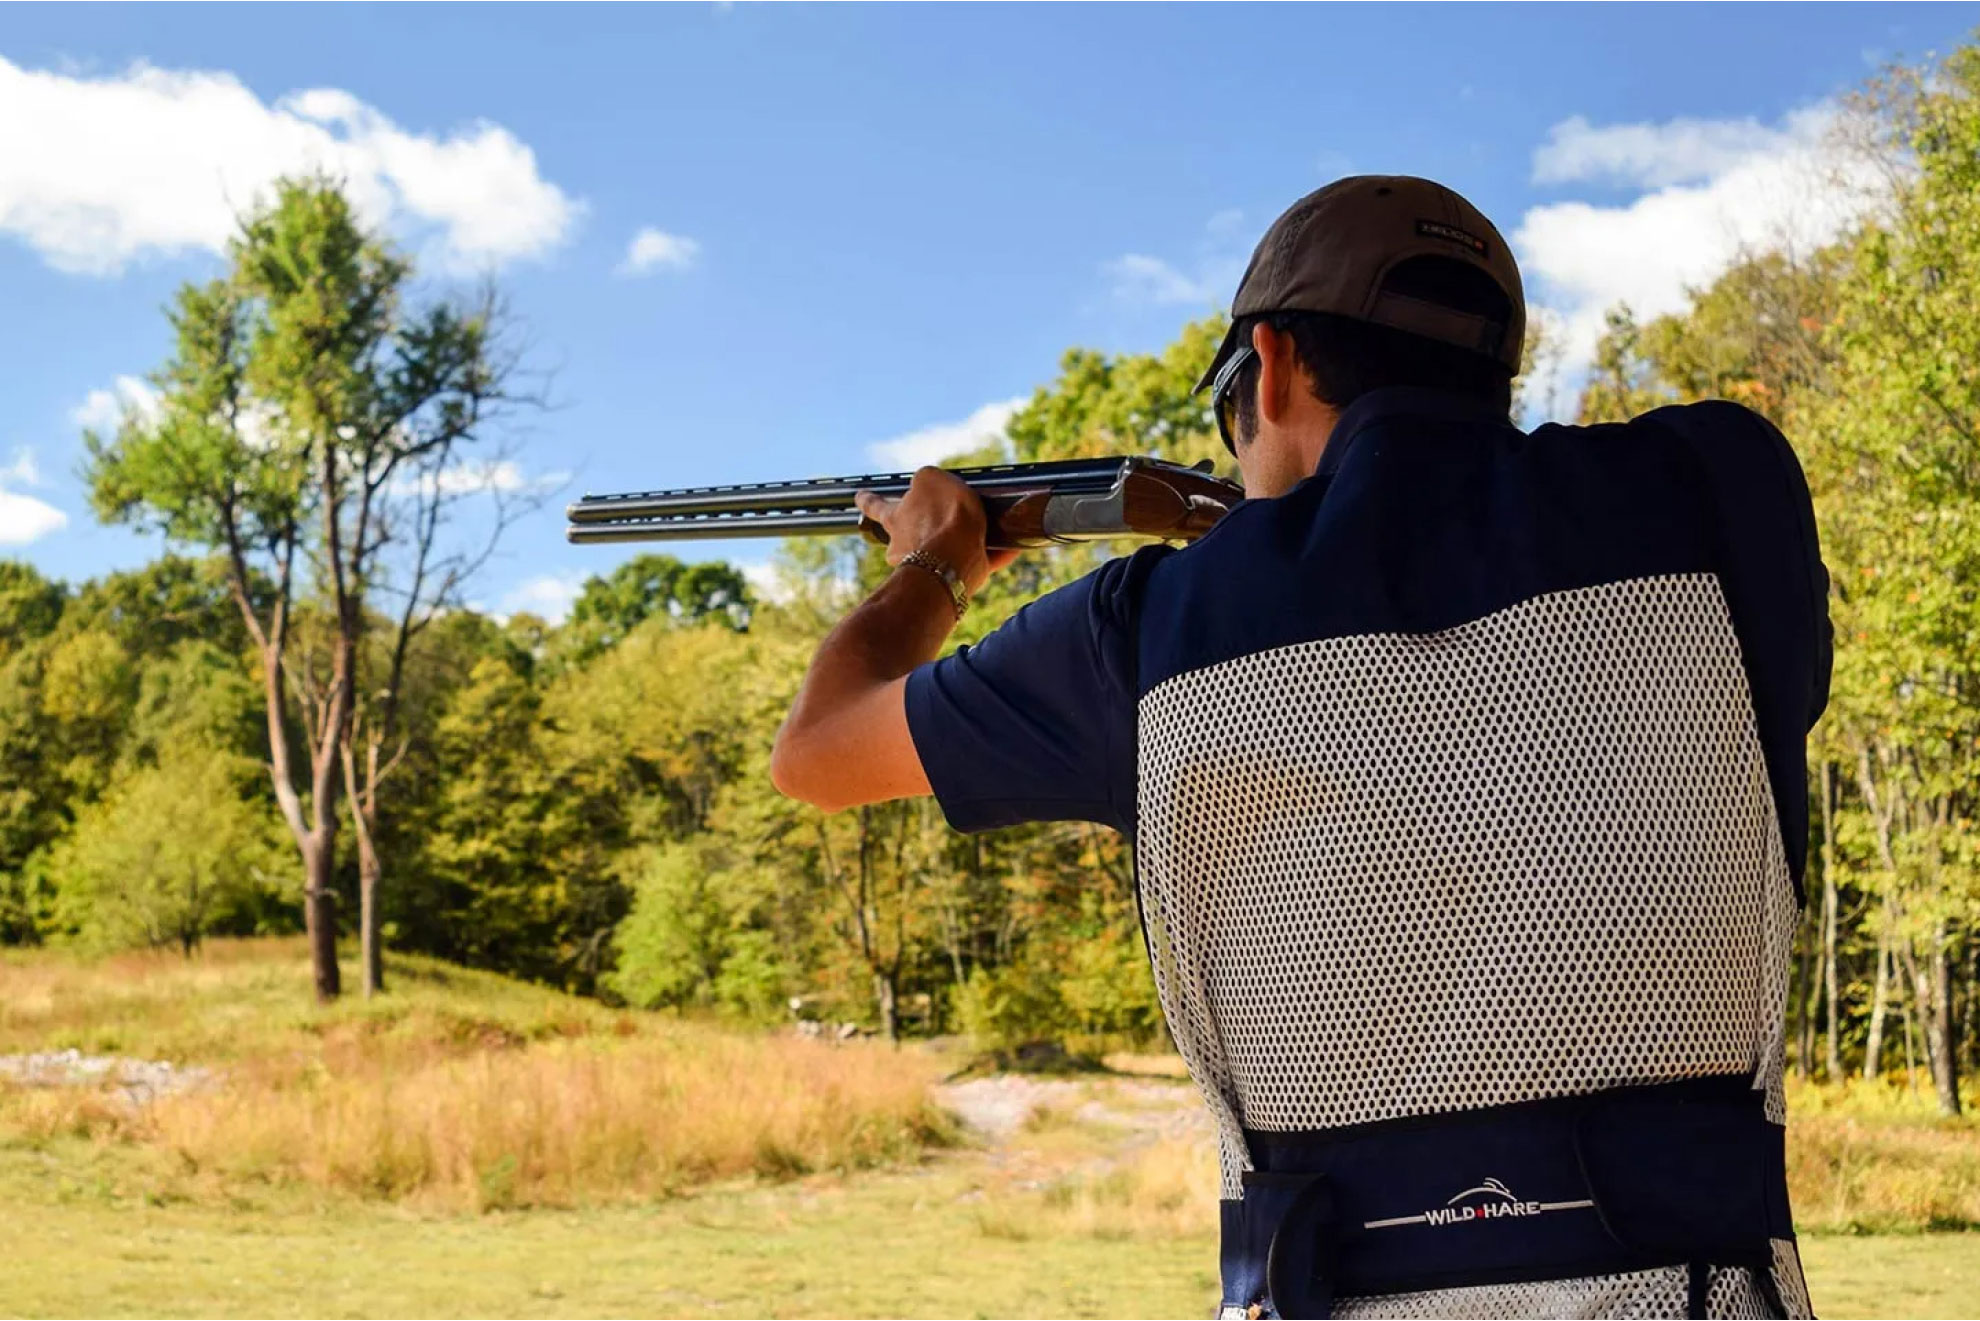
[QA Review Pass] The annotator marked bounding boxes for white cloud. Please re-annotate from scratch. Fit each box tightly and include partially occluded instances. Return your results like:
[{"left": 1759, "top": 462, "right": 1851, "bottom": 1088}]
[
  {"left": 0, "top": 447, "right": 42, "bottom": 488},
  {"left": 0, "top": 55, "right": 581, "bottom": 276},
  {"left": 0, "top": 491, "right": 67, "bottom": 546},
  {"left": 70, "top": 375, "right": 162, "bottom": 433},
  {"left": 1514, "top": 101, "right": 1882, "bottom": 372},
  {"left": 390, "top": 458, "right": 570, "bottom": 500},
  {"left": 498, "top": 570, "right": 587, "bottom": 624},
  {"left": 1532, "top": 113, "right": 1798, "bottom": 189},
  {"left": 1104, "top": 253, "right": 1223, "bottom": 307},
  {"left": 737, "top": 558, "right": 794, "bottom": 606},
  {"left": 866, "top": 397, "right": 1025, "bottom": 470},
  {"left": 617, "top": 227, "right": 699, "bottom": 276},
  {"left": 1104, "top": 210, "right": 1250, "bottom": 310},
  {"left": 0, "top": 447, "right": 65, "bottom": 545}
]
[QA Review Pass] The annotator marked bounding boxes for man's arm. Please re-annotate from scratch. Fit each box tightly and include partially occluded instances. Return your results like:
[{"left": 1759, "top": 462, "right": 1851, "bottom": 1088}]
[{"left": 769, "top": 467, "right": 1016, "bottom": 813}]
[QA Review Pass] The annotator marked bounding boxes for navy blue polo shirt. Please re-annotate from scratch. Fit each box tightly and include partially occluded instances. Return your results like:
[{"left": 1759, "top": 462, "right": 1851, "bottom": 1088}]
[{"left": 904, "top": 387, "right": 1831, "bottom": 891}]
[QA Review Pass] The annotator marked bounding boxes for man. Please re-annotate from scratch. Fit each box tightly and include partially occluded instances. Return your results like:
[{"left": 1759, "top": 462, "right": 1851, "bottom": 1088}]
[{"left": 772, "top": 176, "right": 1830, "bottom": 1320}]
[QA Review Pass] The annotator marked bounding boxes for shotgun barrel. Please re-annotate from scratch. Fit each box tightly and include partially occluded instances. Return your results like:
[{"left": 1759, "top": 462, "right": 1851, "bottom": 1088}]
[{"left": 566, "top": 456, "right": 1244, "bottom": 549}]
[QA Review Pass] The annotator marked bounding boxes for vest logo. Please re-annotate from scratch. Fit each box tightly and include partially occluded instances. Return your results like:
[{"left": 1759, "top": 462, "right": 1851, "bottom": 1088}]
[
  {"left": 1423, "top": 1177, "right": 1542, "bottom": 1225},
  {"left": 1362, "top": 1176, "right": 1595, "bottom": 1232}
]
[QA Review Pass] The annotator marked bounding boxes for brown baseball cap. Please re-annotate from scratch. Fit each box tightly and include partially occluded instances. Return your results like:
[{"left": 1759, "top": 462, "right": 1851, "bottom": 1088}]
[{"left": 1194, "top": 175, "right": 1526, "bottom": 397}]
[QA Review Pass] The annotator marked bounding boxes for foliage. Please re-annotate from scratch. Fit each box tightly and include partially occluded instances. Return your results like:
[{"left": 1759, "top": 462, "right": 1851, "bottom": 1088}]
[
  {"left": 45, "top": 751, "right": 285, "bottom": 954},
  {"left": 560, "top": 552, "right": 752, "bottom": 665},
  {"left": 605, "top": 841, "right": 785, "bottom": 1015}
]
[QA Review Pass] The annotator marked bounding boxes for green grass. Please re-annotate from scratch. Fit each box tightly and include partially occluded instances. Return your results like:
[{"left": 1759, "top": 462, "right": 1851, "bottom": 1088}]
[
  {"left": 0, "top": 938, "right": 629, "bottom": 1063},
  {"left": 0, "top": 1140, "right": 1974, "bottom": 1319},
  {"left": 0, "top": 1141, "right": 1217, "bottom": 1320},
  {"left": 1798, "top": 1235, "right": 1980, "bottom": 1321}
]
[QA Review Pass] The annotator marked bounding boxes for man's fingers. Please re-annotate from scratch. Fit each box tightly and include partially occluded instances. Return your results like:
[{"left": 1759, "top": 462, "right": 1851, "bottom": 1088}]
[
  {"left": 854, "top": 490, "right": 897, "bottom": 522},
  {"left": 854, "top": 491, "right": 905, "bottom": 562}
]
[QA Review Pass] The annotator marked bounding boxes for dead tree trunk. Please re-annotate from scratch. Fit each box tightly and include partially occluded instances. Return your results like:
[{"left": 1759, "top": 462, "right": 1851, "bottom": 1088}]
[
  {"left": 1924, "top": 924, "right": 1962, "bottom": 1116},
  {"left": 1864, "top": 918, "right": 1892, "bottom": 1082},
  {"left": 1820, "top": 761, "right": 1842, "bottom": 1080}
]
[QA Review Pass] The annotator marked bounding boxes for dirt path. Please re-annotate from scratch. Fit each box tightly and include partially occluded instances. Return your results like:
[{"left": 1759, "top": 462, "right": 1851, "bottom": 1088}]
[{"left": 936, "top": 1073, "right": 1208, "bottom": 1145}]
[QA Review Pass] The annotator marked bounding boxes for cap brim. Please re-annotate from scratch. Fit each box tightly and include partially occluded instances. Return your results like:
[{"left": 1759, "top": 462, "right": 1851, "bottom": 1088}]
[{"left": 1193, "top": 322, "right": 1245, "bottom": 396}]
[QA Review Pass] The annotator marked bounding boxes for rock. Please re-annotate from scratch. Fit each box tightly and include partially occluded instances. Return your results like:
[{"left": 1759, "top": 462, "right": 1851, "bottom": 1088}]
[{"left": 0, "top": 1049, "right": 215, "bottom": 1107}]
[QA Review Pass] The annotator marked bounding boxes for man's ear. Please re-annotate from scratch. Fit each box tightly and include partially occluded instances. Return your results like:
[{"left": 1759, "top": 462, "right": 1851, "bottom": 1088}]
[{"left": 1252, "top": 321, "right": 1296, "bottom": 426}]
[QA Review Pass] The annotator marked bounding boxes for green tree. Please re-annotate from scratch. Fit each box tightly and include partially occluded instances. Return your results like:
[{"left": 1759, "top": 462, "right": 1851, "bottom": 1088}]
[
  {"left": 1575, "top": 305, "right": 1676, "bottom": 424},
  {"left": 0, "top": 561, "right": 67, "bottom": 652},
  {"left": 48, "top": 749, "right": 284, "bottom": 955},
  {"left": 60, "top": 556, "right": 247, "bottom": 661},
  {"left": 1802, "top": 49, "right": 1980, "bottom": 1114},
  {"left": 417, "top": 653, "right": 574, "bottom": 982},
  {"left": 606, "top": 840, "right": 786, "bottom": 1016},
  {"left": 561, "top": 554, "right": 752, "bottom": 665},
  {"left": 85, "top": 176, "right": 524, "bottom": 1001}
]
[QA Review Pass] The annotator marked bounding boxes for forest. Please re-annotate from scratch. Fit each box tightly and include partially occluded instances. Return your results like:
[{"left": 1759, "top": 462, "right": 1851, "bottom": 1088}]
[{"left": 3, "top": 42, "right": 1977, "bottom": 1120}]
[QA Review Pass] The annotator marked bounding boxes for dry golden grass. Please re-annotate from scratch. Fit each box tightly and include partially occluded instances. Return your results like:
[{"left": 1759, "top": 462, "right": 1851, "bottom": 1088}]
[
  {"left": 1003, "top": 1135, "right": 1219, "bottom": 1241},
  {"left": 1783, "top": 1076, "right": 1980, "bottom": 1233},
  {"left": 0, "top": 939, "right": 952, "bottom": 1211}
]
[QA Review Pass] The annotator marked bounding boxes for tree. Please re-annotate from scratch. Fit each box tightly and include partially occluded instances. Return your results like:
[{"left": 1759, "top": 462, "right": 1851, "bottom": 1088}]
[
  {"left": 0, "top": 561, "right": 67, "bottom": 651},
  {"left": 1803, "top": 51, "right": 1980, "bottom": 1114},
  {"left": 86, "top": 176, "right": 528, "bottom": 1001},
  {"left": 561, "top": 554, "right": 752, "bottom": 665},
  {"left": 606, "top": 840, "right": 786, "bottom": 1016},
  {"left": 1575, "top": 305, "right": 1677, "bottom": 424},
  {"left": 60, "top": 556, "right": 246, "bottom": 661},
  {"left": 48, "top": 749, "right": 283, "bottom": 955}
]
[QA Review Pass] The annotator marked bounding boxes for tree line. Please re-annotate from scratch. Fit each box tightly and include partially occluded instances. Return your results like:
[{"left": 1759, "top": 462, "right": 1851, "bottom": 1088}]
[{"left": 2, "top": 44, "right": 1975, "bottom": 1112}]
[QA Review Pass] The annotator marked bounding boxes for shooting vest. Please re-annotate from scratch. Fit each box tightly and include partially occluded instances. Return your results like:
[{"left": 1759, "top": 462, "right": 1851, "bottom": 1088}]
[{"left": 1124, "top": 393, "right": 1823, "bottom": 1318}]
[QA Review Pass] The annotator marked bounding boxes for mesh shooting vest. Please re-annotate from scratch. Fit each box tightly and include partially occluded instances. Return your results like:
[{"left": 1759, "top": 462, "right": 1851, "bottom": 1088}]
[
  {"left": 1137, "top": 576, "right": 1807, "bottom": 1317},
  {"left": 1117, "top": 393, "right": 1827, "bottom": 1319}
]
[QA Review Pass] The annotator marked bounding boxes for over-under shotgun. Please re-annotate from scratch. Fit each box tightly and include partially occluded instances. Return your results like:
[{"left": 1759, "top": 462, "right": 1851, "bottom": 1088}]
[{"left": 566, "top": 457, "right": 1244, "bottom": 549}]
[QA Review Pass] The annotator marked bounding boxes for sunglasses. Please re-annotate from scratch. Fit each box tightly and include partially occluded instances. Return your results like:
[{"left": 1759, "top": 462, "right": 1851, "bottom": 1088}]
[{"left": 1210, "top": 313, "right": 1299, "bottom": 457}]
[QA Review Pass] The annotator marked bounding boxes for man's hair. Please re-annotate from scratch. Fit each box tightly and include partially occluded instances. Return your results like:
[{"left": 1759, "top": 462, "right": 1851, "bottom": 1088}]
[{"left": 1227, "top": 256, "right": 1516, "bottom": 443}]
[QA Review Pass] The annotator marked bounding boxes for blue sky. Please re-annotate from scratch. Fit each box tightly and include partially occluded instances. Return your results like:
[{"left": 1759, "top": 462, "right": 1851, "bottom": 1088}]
[{"left": 2, "top": 4, "right": 1973, "bottom": 617}]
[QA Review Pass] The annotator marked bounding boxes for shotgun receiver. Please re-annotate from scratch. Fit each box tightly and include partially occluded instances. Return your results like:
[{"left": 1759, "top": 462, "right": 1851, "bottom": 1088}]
[{"left": 565, "top": 456, "right": 1244, "bottom": 549}]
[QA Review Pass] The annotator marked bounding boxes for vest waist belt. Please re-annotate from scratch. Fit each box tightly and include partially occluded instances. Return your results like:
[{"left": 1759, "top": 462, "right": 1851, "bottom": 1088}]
[{"left": 1219, "top": 1074, "right": 1793, "bottom": 1319}]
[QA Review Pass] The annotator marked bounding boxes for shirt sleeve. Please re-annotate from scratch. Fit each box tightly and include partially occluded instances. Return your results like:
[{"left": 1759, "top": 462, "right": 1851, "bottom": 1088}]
[
  {"left": 1649, "top": 399, "right": 1832, "bottom": 894},
  {"left": 904, "top": 555, "right": 1140, "bottom": 837}
]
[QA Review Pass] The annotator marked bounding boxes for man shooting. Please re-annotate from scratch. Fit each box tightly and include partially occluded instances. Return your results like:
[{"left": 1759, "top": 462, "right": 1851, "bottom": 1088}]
[{"left": 772, "top": 177, "right": 1830, "bottom": 1320}]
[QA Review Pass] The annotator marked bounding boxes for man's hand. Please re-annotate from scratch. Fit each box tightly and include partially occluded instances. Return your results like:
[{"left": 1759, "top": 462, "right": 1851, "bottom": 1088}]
[
  {"left": 771, "top": 468, "right": 1019, "bottom": 813},
  {"left": 853, "top": 467, "right": 1021, "bottom": 594}
]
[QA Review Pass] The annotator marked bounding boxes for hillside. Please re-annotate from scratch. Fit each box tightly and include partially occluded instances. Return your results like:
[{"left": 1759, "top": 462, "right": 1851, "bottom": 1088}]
[{"left": 0, "top": 938, "right": 951, "bottom": 1211}]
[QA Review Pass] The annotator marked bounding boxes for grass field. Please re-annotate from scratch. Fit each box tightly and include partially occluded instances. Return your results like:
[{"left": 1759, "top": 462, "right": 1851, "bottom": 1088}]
[
  {"left": 2, "top": 1125, "right": 1975, "bottom": 1319},
  {"left": 2, "top": 940, "right": 1976, "bottom": 1319},
  {"left": 0, "top": 940, "right": 951, "bottom": 1211}
]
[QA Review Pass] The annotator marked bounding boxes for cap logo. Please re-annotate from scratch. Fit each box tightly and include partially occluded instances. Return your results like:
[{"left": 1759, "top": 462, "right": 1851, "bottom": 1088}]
[{"left": 1416, "top": 219, "right": 1488, "bottom": 256}]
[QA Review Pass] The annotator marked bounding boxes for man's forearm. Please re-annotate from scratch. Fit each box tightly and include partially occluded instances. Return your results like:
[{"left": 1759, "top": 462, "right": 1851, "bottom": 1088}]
[
  {"left": 796, "top": 567, "right": 959, "bottom": 709},
  {"left": 770, "top": 565, "right": 959, "bottom": 807}
]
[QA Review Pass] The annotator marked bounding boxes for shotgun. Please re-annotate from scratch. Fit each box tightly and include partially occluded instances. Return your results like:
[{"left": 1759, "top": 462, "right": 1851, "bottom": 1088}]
[{"left": 565, "top": 456, "right": 1244, "bottom": 549}]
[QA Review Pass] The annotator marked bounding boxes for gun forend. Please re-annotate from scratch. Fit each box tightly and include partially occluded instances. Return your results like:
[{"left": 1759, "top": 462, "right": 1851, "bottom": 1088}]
[{"left": 565, "top": 456, "right": 1242, "bottom": 549}]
